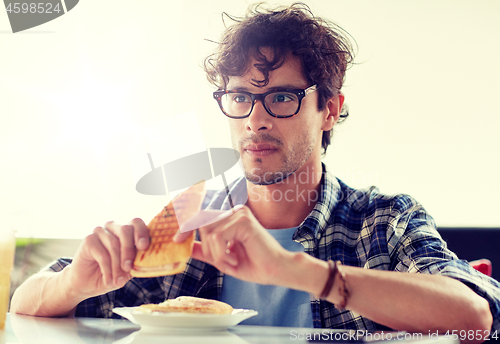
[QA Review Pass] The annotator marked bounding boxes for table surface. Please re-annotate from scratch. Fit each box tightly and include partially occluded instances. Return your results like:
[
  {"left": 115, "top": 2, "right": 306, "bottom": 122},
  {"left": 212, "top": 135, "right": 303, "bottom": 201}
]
[{"left": 1, "top": 313, "right": 459, "bottom": 344}]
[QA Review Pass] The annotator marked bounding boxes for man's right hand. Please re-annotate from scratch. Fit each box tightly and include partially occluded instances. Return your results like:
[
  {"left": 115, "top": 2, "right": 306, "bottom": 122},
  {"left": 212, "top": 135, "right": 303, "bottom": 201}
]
[
  {"left": 9, "top": 218, "right": 150, "bottom": 317},
  {"left": 66, "top": 218, "right": 150, "bottom": 299}
]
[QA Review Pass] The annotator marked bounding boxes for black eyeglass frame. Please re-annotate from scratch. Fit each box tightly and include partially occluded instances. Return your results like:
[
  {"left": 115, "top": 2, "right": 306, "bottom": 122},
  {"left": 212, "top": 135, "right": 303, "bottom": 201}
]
[{"left": 213, "top": 84, "right": 317, "bottom": 119}]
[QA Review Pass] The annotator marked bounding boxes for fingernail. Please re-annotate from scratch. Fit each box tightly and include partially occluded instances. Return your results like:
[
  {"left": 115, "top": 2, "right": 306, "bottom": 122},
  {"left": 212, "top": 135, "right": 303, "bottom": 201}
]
[
  {"left": 117, "top": 276, "right": 125, "bottom": 286},
  {"left": 227, "top": 254, "right": 238, "bottom": 266},
  {"left": 232, "top": 204, "right": 244, "bottom": 212},
  {"left": 105, "top": 275, "right": 114, "bottom": 288},
  {"left": 138, "top": 238, "right": 148, "bottom": 249},
  {"left": 172, "top": 232, "right": 180, "bottom": 242},
  {"left": 124, "top": 260, "right": 132, "bottom": 271}
]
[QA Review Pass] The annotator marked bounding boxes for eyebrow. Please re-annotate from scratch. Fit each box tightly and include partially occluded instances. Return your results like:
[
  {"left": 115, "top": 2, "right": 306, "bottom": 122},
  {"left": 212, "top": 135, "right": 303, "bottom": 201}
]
[{"left": 227, "top": 84, "right": 305, "bottom": 91}]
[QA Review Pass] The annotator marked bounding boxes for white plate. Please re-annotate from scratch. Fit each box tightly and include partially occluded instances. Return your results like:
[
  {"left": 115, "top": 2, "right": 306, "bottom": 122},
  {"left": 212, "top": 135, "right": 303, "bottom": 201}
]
[{"left": 112, "top": 307, "right": 258, "bottom": 332}]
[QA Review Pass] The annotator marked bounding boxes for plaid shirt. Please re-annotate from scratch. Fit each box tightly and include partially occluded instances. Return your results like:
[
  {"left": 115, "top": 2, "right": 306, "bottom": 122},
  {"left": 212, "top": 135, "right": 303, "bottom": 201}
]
[{"left": 48, "top": 164, "right": 500, "bottom": 330}]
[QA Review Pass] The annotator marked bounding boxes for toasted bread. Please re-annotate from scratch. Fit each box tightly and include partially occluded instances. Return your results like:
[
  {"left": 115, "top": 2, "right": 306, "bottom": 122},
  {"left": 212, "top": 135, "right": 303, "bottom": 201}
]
[{"left": 131, "top": 182, "right": 206, "bottom": 277}]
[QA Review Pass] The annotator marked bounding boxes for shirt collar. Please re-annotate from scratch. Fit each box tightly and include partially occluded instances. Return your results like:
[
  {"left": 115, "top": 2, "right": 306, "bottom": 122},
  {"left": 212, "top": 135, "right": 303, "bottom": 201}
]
[
  {"left": 207, "top": 163, "right": 341, "bottom": 237},
  {"left": 295, "top": 163, "right": 341, "bottom": 239}
]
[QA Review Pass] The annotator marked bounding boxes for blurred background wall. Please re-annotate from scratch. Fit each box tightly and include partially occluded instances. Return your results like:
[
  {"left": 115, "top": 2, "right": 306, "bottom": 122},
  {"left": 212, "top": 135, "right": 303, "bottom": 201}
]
[{"left": 1, "top": 0, "right": 499, "bottom": 291}]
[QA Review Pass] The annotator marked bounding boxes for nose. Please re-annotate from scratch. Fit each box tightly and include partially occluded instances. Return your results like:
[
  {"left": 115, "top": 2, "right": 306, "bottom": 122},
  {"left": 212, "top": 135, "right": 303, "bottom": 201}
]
[{"left": 245, "top": 99, "right": 273, "bottom": 133}]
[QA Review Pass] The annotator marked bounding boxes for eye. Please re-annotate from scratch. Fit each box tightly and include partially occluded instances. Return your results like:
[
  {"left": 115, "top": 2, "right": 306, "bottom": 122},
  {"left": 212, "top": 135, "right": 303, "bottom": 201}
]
[
  {"left": 271, "top": 93, "right": 296, "bottom": 103},
  {"left": 232, "top": 94, "right": 251, "bottom": 103}
]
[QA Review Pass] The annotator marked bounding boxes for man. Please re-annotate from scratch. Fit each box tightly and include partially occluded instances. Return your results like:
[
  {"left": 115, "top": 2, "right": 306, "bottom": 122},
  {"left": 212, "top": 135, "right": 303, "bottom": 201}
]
[{"left": 11, "top": 3, "right": 500, "bottom": 336}]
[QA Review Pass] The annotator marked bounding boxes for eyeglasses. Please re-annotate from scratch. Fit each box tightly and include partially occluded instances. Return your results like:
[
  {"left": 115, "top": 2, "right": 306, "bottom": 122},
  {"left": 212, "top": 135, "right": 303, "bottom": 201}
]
[{"left": 213, "top": 85, "right": 317, "bottom": 119}]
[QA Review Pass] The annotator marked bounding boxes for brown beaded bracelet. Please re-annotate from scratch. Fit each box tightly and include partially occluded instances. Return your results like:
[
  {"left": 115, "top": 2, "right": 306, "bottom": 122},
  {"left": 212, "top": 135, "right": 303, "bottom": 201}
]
[
  {"left": 335, "top": 261, "right": 350, "bottom": 309},
  {"left": 319, "top": 260, "right": 337, "bottom": 300}
]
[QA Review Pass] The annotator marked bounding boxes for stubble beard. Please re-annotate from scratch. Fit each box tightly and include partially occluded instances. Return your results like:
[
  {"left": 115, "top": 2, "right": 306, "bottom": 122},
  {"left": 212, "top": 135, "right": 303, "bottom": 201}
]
[{"left": 237, "top": 132, "right": 316, "bottom": 186}]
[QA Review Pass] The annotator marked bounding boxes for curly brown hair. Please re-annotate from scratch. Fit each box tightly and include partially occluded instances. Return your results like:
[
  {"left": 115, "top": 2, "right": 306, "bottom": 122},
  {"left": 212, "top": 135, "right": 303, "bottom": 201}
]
[{"left": 204, "top": 2, "right": 355, "bottom": 154}]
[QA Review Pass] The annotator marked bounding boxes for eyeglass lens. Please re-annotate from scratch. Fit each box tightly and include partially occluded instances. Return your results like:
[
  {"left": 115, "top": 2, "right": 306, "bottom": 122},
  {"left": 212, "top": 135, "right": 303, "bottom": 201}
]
[{"left": 220, "top": 91, "right": 300, "bottom": 118}]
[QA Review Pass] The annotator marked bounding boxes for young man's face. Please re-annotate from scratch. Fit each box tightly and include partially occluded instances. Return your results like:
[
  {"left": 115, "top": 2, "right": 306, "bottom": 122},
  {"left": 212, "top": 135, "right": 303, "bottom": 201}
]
[{"left": 226, "top": 51, "right": 342, "bottom": 185}]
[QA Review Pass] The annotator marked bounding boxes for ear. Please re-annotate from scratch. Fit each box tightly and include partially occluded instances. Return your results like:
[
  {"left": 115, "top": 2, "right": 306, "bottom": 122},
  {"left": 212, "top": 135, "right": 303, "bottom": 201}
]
[{"left": 321, "top": 93, "right": 345, "bottom": 131}]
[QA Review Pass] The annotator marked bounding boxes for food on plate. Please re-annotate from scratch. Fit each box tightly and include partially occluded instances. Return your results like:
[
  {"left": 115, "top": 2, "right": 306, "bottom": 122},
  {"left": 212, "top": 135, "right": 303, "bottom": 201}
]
[
  {"left": 139, "top": 296, "right": 233, "bottom": 315},
  {"left": 130, "top": 182, "right": 206, "bottom": 277}
]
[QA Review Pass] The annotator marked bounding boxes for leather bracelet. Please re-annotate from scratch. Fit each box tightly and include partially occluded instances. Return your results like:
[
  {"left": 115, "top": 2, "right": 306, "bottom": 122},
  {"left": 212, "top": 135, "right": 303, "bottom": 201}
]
[
  {"left": 319, "top": 260, "right": 337, "bottom": 300},
  {"left": 335, "top": 261, "right": 350, "bottom": 309}
]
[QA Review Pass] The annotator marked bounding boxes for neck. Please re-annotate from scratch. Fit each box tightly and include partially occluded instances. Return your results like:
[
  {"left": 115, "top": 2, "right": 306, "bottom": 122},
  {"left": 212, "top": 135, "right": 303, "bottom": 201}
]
[{"left": 245, "top": 162, "right": 323, "bottom": 229}]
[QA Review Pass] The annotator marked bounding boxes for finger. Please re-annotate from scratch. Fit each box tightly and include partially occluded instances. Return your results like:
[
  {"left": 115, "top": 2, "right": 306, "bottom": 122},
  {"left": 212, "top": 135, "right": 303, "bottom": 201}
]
[
  {"left": 198, "top": 229, "right": 215, "bottom": 265},
  {"left": 228, "top": 240, "right": 248, "bottom": 266},
  {"left": 176, "top": 209, "right": 227, "bottom": 237},
  {"left": 205, "top": 232, "right": 223, "bottom": 265},
  {"left": 191, "top": 241, "right": 207, "bottom": 262},
  {"left": 222, "top": 263, "right": 237, "bottom": 275},
  {"left": 225, "top": 240, "right": 240, "bottom": 266},
  {"left": 86, "top": 230, "right": 113, "bottom": 288},
  {"left": 104, "top": 221, "right": 135, "bottom": 272},
  {"left": 129, "top": 218, "right": 150, "bottom": 251},
  {"left": 189, "top": 207, "right": 245, "bottom": 265},
  {"left": 223, "top": 240, "right": 239, "bottom": 267},
  {"left": 178, "top": 205, "right": 245, "bottom": 236},
  {"left": 207, "top": 231, "right": 238, "bottom": 267},
  {"left": 94, "top": 225, "right": 125, "bottom": 287},
  {"left": 198, "top": 217, "right": 239, "bottom": 268},
  {"left": 173, "top": 229, "right": 195, "bottom": 243},
  {"left": 197, "top": 211, "right": 243, "bottom": 260}
]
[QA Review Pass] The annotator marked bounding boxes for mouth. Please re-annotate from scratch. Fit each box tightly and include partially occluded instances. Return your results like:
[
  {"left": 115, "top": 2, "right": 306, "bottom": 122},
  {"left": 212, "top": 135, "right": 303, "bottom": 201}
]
[{"left": 243, "top": 143, "right": 278, "bottom": 157}]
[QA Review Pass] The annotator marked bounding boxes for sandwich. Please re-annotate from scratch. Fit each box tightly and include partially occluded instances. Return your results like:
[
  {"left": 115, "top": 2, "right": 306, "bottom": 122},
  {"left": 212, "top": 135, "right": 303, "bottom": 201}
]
[
  {"left": 130, "top": 182, "right": 206, "bottom": 277},
  {"left": 139, "top": 296, "right": 233, "bottom": 315}
]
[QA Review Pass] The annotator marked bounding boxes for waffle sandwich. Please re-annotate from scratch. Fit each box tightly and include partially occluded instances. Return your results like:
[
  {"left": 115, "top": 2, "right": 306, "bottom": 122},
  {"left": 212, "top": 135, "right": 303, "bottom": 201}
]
[{"left": 131, "top": 182, "right": 206, "bottom": 277}]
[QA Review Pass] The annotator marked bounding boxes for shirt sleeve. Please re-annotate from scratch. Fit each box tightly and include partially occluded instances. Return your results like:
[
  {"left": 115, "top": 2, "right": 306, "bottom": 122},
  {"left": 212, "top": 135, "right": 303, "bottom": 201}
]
[
  {"left": 39, "top": 192, "right": 224, "bottom": 318},
  {"left": 44, "top": 258, "right": 166, "bottom": 318},
  {"left": 388, "top": 199, "right": 500, "bottom": 331}
]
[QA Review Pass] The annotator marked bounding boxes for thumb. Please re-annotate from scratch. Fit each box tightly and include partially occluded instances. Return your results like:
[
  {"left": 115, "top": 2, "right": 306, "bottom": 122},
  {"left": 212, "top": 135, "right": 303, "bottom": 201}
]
[
  {"left": 172, "top": 230, "right": 193, "bottom": 243},
  {"left": 190, "top": 241, "right": 208, "bottom": 262},
  {"left": 177, "top": 209, "right": 233, "bottom": 234}
]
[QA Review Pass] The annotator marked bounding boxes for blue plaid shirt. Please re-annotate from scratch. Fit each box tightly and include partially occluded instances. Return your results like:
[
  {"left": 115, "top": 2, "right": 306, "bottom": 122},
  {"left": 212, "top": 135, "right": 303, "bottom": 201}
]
[{"left": 48, "top": 164, "right": 500, "bottom": 330}]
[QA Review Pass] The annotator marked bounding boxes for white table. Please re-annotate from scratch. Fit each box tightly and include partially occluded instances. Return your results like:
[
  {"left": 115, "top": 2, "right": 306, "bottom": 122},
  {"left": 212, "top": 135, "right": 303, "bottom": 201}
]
[{"left": 1, "top": 313, "right": 459, "bottom": 344}]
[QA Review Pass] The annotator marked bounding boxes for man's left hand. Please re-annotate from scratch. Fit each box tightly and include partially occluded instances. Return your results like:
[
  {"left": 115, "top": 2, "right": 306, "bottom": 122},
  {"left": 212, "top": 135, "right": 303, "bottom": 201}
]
[{"left": 173, "top": 205, "right": 291, "bottom": 285}]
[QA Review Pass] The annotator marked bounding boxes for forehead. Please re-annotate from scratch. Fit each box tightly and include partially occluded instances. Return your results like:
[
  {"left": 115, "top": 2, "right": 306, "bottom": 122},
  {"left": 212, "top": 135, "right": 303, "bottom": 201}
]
[{"left": 227, "top": 51, "right": 309, "bottom": 90}]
